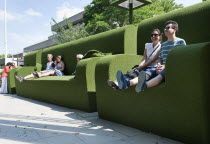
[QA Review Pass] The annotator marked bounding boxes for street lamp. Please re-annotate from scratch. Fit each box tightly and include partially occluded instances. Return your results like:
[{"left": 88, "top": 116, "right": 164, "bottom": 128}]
[
  {"left": 110, "top": 0, "right": 152, "bottom": 24},
  {"left": 4, "top": 0, "right": 8, "bottom": 65}
]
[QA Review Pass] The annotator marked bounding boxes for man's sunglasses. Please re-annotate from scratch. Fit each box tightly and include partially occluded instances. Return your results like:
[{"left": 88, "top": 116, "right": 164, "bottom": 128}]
[
  {"left": 150, "top": 34, "right": 159, "bottom": 37},
  {"left": 164, "top": 26, "right": 174, "bottom": 30}
]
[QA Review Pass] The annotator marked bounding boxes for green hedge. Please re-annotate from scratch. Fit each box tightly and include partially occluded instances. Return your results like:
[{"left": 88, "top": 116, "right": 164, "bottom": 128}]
[
  {"left": 8, "top": 67, "right": 21, "bottom": 94},
  {"left": 24, "top": 51, "right": 37, "bottom": 66},
  {"left": 95, "top": 42, "right": 210, "bottom": 144},
  {"left": 36, "top": 50, "right": 43, "bottom": 65},
  {"left": 137, "top": 1, "right": 210, "bottom": 54},
  {"left": 8, "top": 49, "right": 43, "bottom": 94},
  {"left": 41, "top": 25, "right": 137, "bottom": 75}
]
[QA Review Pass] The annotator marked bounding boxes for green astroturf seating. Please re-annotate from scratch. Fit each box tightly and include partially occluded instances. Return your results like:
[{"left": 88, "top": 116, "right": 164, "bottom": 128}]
[
  {"left": 8, "top": 67, "right": 21, "bottom": 94},
  {"left": 95, "top": 1, "right": 210, "bottom": 144},
  {"left": 12, "top": 25, "right": 137, "bottom": 112},
  {"left": 7, "top": 50, "right": 42, "bottom": 94}
]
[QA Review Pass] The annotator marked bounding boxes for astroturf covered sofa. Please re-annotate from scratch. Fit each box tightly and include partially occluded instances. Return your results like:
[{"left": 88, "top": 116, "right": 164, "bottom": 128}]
[
  {"left": 12, "top": 25, "right": 137, "bottom": 112},
  {"left": 95, "top": 1, "right": 210, "bottom": 144},
  {"left": 8, "top": 51, "right": 41, "bottom": 94},
  {"left": 7, "top": 50, "right": 42, "bottom": 94}
]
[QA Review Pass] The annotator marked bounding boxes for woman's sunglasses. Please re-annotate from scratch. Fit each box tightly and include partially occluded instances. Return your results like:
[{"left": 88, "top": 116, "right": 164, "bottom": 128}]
[
  {"left": 150, "top": 34, "right": 159, "bottom": 37},
  {"left": 164, "top": 26, "right": 174, "bottom": 31}
]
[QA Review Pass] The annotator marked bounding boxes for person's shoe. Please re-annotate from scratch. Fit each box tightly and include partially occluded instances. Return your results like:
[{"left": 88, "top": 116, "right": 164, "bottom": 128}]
[
  {"left": 33, "top": 72, "right": 39, "bottom": 78},
  {"left": 107, "top": 80, "right": 119, "bottom": 90},
  {"left": 135, "top": 71, "right": 147, "bottom": 92},
  {"left": 15, "top": 76, "right": 24, "bottom": 83},
  {"left": 116, "top": 70, "right": 130, "bottom": 90},
  {"left": 32, "top": 72, "right": 37, "bottom": 78}
]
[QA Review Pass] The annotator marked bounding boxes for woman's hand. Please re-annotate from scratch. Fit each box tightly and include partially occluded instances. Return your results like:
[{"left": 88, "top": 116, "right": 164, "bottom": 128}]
[
  {"left": 156, "top": 64, "right": 165, "bottom": 74},
  {"left": 134, "top": 65, "right": 143, "bottom": 71}
]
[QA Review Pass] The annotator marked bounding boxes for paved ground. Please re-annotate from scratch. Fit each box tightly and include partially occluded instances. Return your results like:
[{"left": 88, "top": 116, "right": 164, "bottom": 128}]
[{"left": 0, "top": 94, "right": 183, "bottom": 144}]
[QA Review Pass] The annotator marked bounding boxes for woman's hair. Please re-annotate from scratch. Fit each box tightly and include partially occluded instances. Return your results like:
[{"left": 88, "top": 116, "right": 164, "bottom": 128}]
[
  {"left": 47, "top": 54, "right": 54, "bottom": 61},
  {"left": 47, "top": 54, "right": 53, "bottom": 58},
  {"left": 77, "top": 54, "right": 84, "bottom": 60},
  {"left": 151, "top": 29, "right": 162, "bottom": 42},
  {"left": 56, "top": 55, "right": 63, "bottom": 61},
  {"left": 6, "top": 62, "right": 12, "bottom": 66}
]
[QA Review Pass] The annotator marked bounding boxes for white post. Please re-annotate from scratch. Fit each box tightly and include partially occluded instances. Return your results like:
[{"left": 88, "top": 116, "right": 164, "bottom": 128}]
[{"left": 4, "top": 0, "right": 8, "bottom": 65}]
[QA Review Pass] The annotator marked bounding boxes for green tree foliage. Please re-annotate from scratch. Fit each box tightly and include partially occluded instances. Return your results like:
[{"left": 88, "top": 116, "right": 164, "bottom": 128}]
[
  {"left": 0, "top": 54, "right": 12, "bottom": 59},
  {"left": 7, "top": 54, "right": 12, "bottom": 58},
  {"left": 84, "top": 0, "right": 128, "bottom": 34},
  {"left": 84, "top": 0, "right": 183, "bottom": 34},
  {"left": 51, "top": 18, "right": 89, "bottom": 44},
  {"left": 83, "top": 0, "right": 110, "bottom": 25},
  {"left": 0, "top": 55, "right": 5, "bottom": 59},
  {"left": 159, "top": 0, "right": 183, "bottom": 12}
]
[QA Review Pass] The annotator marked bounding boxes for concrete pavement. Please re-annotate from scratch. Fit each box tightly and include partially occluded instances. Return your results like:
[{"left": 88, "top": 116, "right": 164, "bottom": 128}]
[{"left": 0, "top": 94, "right": 183, "bottom": 144}]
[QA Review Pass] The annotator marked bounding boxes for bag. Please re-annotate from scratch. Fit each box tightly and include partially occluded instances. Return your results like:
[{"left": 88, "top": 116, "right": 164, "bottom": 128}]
[
  {"left": 124, "top": 65, "right": 145, "bottom": 80},
  {"left": 124, "top": 44, "right": 161, "bottom": 80},
  {"left": 54, "top": 70, "right": 63, "bottom": 76},
  {"left": 124, "top": 69, "right": 139, "bottom": 80},
  {"left": 83, "top": 50, "right": 112, "bottom": 59}
]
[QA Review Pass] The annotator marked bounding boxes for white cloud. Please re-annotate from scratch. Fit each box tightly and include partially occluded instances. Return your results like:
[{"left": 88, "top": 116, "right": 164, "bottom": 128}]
[
  {"left": 25, "top": 8, "right": 42, "bottom": 17},
  {"left": 56, "top": 2, "right": 84, "bottom": 22},
  {"left": 175, "top": 0, "right": 201, "bottom": 7},
  {"left": 0, "top": 9, "right": 23, "bottom": 21},
  {"left": 7, "top": 32, "right": 48, "bottom": 54},
  {"left": 9, "top": 33, "right": 46, "bottom": 44},
  {"left": 0, "top": 8, "right": 42, "bottom": 22}
]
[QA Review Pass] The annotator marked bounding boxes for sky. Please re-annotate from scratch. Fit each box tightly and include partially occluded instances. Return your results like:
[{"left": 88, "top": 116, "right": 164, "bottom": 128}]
[{"left": 0, "top": 0, "right": 203, "bottom": 55}]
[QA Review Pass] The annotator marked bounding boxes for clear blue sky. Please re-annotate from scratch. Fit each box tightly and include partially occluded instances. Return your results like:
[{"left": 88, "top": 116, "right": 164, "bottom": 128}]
[{"left": 0, "top": 0, "right": 203, "bottom": 55}]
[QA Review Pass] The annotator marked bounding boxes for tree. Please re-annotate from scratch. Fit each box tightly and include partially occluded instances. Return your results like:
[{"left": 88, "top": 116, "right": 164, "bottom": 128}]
[
  {"left": 0, "top": 55, "right": 4, "bottom": 59},
  {"left": 83, "top": 0, "right": 110, "bottom": 26},
  {"left": 159, "top": 0, "right": 183, "bottom": 12},
  {"left": 0, "top": 54, "right": 12, "bottom": 59},
  {"left": 133, "top": 0, "right": 183, "bottom": 25},
  {"left": 7, "top": 54, "right": 12, "bottom": 58},
  {"left": 84, "top": 0, "right": 128, "bottom": 35},
  {"left": 84, "top": 0, "right": 183, "bottom": 34},
  {"left": 51, "top": 18, "right": 89, "bottom": 44}
]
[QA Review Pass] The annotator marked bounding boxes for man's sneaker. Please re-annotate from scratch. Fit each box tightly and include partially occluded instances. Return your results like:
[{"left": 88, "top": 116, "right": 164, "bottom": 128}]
[
  {"left": 116, "top": 70, "right": 130, "bottom": 90},
  {"left": 107, "top": 80, "right": 119, "bottom": 90},
  {"left": 15, "top": 76, "right": 24, "bottom": 83},
  {"left": 135, "top": 71, "right": 147, "bottom": 92}
]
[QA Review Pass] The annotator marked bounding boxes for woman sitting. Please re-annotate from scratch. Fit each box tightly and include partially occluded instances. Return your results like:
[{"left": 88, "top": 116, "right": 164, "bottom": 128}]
[
  {"left": 33, "top": 55, "right": 65, "bottom": 78},
  {"left": 16, "top": 54, "right": 55, "bottom": 82},
  {"left": 107, "top": 29, "right": 162, "bottom": 90}
]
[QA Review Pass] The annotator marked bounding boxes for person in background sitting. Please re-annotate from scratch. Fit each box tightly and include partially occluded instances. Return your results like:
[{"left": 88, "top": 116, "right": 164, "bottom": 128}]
[
  {"left": 16, "top": 54, "right": 55, "bottom": 82},
  {"left": 72, "top": 54, "right": 84, "bottom": 75},
  {"left": 33, "top": 55, "right": 65, "bottom": 78}
]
